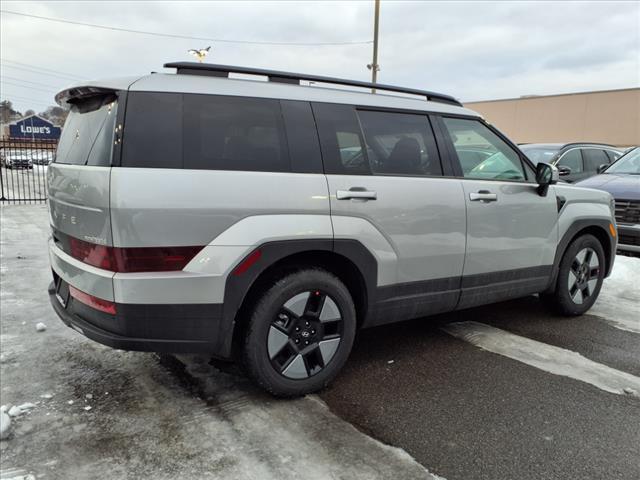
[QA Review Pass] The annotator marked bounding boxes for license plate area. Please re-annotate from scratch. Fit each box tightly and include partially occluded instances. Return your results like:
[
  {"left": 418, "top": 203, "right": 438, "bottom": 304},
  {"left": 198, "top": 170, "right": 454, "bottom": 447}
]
[{"left": 54, "top": 274, "right": 70, "bottom": 309}]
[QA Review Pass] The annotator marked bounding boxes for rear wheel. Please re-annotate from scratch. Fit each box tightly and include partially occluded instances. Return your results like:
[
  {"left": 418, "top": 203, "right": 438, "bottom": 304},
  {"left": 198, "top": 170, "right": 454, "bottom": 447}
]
[
  {"left": 242, "top": 268, "right": 356, "bottom": 397},
  {"left": 543, "top": 234, "right": 605, "bottom": 315}
]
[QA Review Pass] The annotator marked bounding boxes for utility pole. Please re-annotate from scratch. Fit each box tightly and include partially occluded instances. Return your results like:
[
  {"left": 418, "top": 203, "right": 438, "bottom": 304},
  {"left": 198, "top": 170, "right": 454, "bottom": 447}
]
[{"left": 367, "top": 0, "right": 381, "bottom": 93}]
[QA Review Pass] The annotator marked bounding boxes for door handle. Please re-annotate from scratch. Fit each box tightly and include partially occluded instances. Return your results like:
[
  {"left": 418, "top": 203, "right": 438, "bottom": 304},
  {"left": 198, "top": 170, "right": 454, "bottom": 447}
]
[
  {"left": 469, "top": 190, "right": 498, "bottom": 202},
  {"left": 336, "top": 188, "right": 377, "bottom": 201}
]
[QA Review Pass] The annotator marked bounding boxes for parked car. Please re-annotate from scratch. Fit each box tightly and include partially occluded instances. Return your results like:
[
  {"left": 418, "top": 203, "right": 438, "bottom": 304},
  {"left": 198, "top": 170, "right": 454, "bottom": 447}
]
[
  {"left": 47, "top": 63, "right": 617, "bottom": 396},
  {"left": 4, "top": 150, "right": 33, "bottom": 169},
  {"left": 576, "top": 147, "right": 640, "bottom": 256},
  {"left": 32, "top": 150, "right": 54, "bottom": 165},
  {"left": 520, "top": 143, "right": 624, "bottom": 183}
]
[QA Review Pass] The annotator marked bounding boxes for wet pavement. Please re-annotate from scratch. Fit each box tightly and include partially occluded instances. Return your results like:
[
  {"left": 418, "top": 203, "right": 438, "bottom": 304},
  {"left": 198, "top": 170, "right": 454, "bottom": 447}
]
[{"left": 320, "top": 283, "right": 640, "bottom": 480}]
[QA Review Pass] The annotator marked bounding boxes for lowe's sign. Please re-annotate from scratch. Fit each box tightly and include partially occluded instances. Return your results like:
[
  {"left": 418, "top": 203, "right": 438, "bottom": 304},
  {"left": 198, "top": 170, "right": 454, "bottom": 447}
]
[{"left": 9, "top": 115, "right": 61, "bottom": 140}]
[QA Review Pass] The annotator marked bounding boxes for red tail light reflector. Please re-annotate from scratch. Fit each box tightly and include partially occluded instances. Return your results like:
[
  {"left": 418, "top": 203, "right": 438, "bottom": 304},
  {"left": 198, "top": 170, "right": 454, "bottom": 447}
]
[
  {"left": 233, "top": 249, "right": 262, "bottom": 276},
  {"left": 69, "top": 286, "right": 117, "bottom": 315},
  {"left": 68, "top": 236, "right": 203, "bottom": 273}
]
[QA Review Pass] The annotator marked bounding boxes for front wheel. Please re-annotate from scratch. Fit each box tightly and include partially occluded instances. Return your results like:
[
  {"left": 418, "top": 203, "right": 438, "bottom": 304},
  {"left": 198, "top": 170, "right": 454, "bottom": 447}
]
[
  {"left": 242, "top": 268, "right": 356, "bottom": 397},
  {"left": 542, "top": 234, "right": 605, "bottom": 316}
]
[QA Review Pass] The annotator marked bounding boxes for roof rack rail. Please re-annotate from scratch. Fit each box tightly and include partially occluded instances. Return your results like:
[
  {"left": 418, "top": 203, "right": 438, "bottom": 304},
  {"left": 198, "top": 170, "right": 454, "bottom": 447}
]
[
  {"left": 562, "top": 142, "right": 618, "bottom": 149},
  {"left": 163, "top": 62, "right": 463, "bottom": 107}
]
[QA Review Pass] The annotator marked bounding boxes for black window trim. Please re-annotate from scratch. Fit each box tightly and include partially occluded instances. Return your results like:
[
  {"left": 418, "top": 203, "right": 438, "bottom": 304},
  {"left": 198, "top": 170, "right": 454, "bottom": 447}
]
[{"left": 436, "top": 114, "right": 537, "bottom": 184}]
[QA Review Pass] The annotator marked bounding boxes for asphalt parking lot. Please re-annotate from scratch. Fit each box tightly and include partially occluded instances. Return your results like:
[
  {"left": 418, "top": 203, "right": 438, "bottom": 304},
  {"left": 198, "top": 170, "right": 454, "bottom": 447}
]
[
  {"left": 320, "top": 295, "right": 640, "bottom": 480},
  {"left": 1, "top": 205, "right": 639, "bottom": 480}
]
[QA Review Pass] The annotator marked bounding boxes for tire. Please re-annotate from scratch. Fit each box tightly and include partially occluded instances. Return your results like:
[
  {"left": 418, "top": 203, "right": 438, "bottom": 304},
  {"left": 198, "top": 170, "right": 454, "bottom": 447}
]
[
  {"left": 242, "top": 268, "right": 356, "bottom": 397},
  {"left": 543, "top": 234, "right": 606, "bottom": 316}
]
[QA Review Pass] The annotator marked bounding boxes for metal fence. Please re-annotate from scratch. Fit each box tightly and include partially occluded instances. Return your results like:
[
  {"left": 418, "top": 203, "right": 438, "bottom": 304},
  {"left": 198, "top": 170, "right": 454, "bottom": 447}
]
[{"left": 0, "top": 136, "right": 57, "bottom": 204}]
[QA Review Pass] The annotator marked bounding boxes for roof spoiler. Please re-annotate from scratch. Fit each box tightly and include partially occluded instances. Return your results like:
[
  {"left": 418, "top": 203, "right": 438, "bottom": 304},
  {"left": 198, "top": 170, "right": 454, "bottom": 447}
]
[
  {"left": 55, "top": 86, "right": 118, "bottom": 107},
  {"left": 164, "top": 62, "right": 463, "bottom": 107}
]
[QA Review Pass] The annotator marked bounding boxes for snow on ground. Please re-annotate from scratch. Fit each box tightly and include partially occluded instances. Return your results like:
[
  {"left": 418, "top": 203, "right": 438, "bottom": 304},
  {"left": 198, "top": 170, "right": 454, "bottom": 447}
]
[
  {"left": 443, "top": 321, "right": 640, "bottom": 396},
  {"left": 0, "top": 204, "right": 440, "bottom": 480},
  {"left": 590, "top": 255, "right": 640, "bottom": 333}
]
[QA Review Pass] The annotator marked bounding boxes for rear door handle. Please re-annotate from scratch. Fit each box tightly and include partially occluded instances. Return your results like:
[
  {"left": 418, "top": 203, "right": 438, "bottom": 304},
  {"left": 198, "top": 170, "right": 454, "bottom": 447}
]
[
  {"left": 469, "top": 190, "right": 498, "bottom": 202},
  {"left": 336, "top": 188, "right": 377, "bottom": 200}
]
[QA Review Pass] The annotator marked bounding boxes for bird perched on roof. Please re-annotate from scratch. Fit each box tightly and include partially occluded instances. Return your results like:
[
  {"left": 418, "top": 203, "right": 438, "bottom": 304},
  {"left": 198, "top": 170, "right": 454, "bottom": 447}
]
[{"left": 188, "top": 46, "right": 211, "bottom": 63}]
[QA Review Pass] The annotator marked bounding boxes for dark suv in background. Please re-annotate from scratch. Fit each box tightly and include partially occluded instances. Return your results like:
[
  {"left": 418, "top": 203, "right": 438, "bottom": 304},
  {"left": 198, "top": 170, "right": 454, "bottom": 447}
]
[
  {"left": 577, "top": 147, "right": 640, "bottom": 256},
  {"left": 520, "top": 143, "right": 624, "bottom": 183}
]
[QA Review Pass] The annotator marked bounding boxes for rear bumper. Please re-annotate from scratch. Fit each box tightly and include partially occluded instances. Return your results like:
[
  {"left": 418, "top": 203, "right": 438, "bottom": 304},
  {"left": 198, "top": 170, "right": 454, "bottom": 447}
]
[
  {"left": 617, "top": 224, "right": 640, "bottom": 254},
  {"left": 48, "top": 281, "right": 227, "bottom": 355}
]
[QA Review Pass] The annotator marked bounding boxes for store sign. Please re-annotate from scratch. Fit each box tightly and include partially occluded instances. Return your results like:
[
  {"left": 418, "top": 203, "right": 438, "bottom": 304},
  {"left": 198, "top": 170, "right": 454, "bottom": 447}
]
[{"left": 9, "top": 115, "right": 61, "bottom": 140}]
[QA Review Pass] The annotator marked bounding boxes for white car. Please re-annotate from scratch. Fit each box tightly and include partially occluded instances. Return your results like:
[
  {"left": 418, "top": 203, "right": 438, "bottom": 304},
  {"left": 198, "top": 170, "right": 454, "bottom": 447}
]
[{"left": 4, "top": 150, "right": 33, "bottom": 169}]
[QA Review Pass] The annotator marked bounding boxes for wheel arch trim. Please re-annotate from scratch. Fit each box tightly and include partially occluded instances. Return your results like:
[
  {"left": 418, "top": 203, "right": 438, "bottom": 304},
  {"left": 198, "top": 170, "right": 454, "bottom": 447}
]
[
  {"left": 219, "top": 238, "right": 378, "bottom": 359},
  {"left": 546, "top": 218, "right": 615, "bottom": 292}
]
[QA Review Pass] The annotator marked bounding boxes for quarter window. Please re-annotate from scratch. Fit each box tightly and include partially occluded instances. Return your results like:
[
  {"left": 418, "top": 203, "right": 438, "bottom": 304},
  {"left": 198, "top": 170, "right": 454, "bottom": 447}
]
[
  {"left": 122, "top": 92, "right": 291, "bottom": 172},
  {"left": 558, "top": 150, "right": 583, "bottom": 173},
  {"left": 357, "top": 110, "right": 442, "bottom": 176},
  {"left": 442, "top": 117, "right": 526, "bottom": 181},
  {"left": 183, "top": 95, "right": 289, "bottom": 171}
]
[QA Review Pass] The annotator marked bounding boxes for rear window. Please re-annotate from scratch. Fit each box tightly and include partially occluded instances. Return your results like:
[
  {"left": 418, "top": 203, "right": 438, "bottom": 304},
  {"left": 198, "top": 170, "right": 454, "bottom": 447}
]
[
  {"left": 122, "top": 92, "right": 293, "bottom": 172},
  {"left": 55, "top": 95, "right": 117, "bottom": 166}
]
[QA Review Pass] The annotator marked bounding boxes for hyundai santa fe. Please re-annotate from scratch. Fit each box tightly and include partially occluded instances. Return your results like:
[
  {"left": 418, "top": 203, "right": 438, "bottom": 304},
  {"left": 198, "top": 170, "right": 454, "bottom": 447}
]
[{"left": 47, "top": 62, "right": 617, "bottom": 396}]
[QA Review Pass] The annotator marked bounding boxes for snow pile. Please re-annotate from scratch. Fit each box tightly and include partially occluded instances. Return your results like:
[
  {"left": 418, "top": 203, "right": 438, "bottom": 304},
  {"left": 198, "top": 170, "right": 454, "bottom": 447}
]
[
  {"left": 0, "top": 411, "right": 10, "bottom": 439},
  {"left": 7, "top": 403, "right": 36, "bottom": 417},
  {"left": 591, "top": 255, "right": 640, "bottom": 333}
]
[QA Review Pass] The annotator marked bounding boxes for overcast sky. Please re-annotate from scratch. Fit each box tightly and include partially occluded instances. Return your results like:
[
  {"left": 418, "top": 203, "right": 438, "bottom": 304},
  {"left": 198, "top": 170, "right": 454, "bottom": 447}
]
[{"left": 1, "top": 0, "right": 639, "bottom": 113}]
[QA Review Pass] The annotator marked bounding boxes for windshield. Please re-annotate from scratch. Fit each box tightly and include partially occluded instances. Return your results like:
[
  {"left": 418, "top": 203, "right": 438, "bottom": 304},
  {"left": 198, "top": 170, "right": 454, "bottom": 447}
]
[
  {"left": 519, "top": 146, "right": 560, "bottom": 164},
  {"left": 605, "top": 147, "right": 640, "bottom": 174},
  {"left": 55, "top": 95, "right": 117, "bottom": 166}
]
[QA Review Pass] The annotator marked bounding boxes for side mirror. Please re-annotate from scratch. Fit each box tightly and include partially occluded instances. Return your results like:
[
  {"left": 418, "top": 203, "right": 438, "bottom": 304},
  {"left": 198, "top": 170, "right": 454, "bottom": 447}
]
[
  {"left": 557, "top": 165, "right": 572, "bottom": 176},
  {"left": 597, "top": 164, "right": 608, "bottom": 174},
  {"left": 536, "top": 162, "right": 558, "bottom": 197}
]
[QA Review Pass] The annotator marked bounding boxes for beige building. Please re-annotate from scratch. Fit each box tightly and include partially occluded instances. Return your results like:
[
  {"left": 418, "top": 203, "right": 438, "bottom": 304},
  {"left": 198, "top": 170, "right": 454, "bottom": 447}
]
[{"left": 465, "top": 88, "right": 640, "bottom": 147}]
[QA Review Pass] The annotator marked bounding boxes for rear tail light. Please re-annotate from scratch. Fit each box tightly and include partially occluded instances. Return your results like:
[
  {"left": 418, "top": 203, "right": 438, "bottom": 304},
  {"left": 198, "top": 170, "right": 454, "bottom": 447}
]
[
  {"left": 68, "top": 236, "right": 203, "bottom": 273},
  {"left": 69, "top": 286, "right": 117, "bottom": 315}
]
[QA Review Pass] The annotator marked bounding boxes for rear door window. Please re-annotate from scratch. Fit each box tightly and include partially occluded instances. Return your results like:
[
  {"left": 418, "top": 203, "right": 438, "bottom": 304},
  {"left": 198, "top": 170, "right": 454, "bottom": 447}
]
[
  {"left": 56, "top": 95, "right": 117, "bottom": 166},
  {"left": 357, "top": 110, "right": 442, "bottom": 176}
]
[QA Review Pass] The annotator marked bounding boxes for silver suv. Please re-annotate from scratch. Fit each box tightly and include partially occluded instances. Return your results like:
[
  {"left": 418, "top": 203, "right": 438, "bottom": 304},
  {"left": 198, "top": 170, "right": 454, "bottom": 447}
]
[{"left": 47, "top": 63, "right": 617, "bottom": 396}]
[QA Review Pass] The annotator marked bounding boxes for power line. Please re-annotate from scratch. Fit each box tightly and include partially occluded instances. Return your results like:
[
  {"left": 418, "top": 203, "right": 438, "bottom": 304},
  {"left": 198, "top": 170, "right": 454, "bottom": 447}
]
[
  {"left": 1, "top": 59, "right": 85, "bottom": 79},
  {"left": 0, "top": 94, "right": 54, "bottom": 107},
  {"left": 1, "top": 75, "right": 64, "bottom": 89},
  {"left": 1, "top": 10, "right": 373, "bottom": 46},
  {"left": 1, "top": 80, "right": 57, "bottom": 94},
  {"left": 1, "top": 63, "right": 83, "bottom": 81}
]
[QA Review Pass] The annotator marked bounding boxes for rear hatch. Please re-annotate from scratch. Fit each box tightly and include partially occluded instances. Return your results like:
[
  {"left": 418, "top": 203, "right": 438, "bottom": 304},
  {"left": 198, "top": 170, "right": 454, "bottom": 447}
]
[{"left": 48, "top": 89, "right": 120, "bottom": 247}]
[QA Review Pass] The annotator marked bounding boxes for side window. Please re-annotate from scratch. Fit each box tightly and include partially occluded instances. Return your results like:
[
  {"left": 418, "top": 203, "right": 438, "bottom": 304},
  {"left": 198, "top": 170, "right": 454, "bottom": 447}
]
[
  {"left": 441, "top": 117, "right": 526, "bottom": 181},
  {"left": 312, "top": 103, "right": 369, "bottom": 175},
  {"left": 583, "top": 149, "right": 609, "bottom": 172},
  {"left": 183, "top": 94, "right": 289, "bottom": 172},
  {"left": 605, "top": 150, "right": 621, "bottom": 162},
  {"left": 281, "top": 100, "right": 323, "bottom": 173},
  {"left": 357, "top": 110, "right": 442, "bottom": 176},
  {"left": 122, "top": 92, "right": 183, "bottom": 168},
  {"left": 558, "top": 149, "right": 583, "bottom": 172}
]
